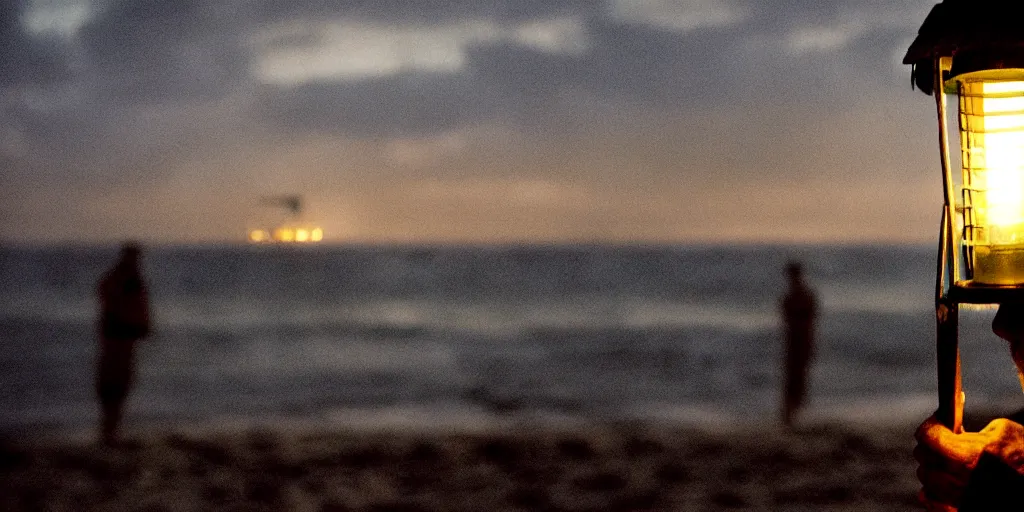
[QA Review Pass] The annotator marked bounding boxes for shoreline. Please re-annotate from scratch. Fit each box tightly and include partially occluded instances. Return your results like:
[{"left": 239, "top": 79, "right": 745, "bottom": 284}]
[
  {"left": 2, "top": 420, "right": 923, "bottom": 511},
  {"left": 2, "top": 390, "right": 963, "bottom": 438}
]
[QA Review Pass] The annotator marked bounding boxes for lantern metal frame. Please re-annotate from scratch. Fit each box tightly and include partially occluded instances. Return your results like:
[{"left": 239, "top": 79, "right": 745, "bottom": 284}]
[{"left": 931, "top": 58, "right": 1024, "bottom": 433}]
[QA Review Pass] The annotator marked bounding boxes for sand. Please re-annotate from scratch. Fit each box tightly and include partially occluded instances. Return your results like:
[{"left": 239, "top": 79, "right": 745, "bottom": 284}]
[{"left": 0, "top": 421, "right": 925, "bottom": 511}]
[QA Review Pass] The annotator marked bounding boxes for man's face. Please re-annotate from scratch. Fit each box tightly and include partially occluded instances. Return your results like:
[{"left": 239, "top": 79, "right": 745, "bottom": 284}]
[{"left": 992, "top": 304, "right": 1024, "bottom": 384}]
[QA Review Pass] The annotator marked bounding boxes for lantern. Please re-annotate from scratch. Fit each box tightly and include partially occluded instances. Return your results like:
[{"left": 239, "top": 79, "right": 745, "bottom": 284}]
[{"left": 905, "top": 1, "right": 1024, "bottom": 432}]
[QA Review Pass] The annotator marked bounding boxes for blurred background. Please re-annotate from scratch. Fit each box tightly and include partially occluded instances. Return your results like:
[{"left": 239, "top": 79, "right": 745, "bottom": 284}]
[{"left": 3, "top": 0, "right": 1022, "bottom": 434}]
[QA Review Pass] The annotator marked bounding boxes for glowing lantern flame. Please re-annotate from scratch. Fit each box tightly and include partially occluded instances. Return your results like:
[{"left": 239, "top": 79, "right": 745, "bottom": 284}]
[{"left": 960, "top": 77, "right": 1024, "bottom": 283}]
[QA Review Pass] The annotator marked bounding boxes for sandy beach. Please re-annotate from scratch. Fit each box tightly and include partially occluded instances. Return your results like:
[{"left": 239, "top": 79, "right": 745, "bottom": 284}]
[{"left": 0, "top": 421, "right": 924, "bottom": 511}]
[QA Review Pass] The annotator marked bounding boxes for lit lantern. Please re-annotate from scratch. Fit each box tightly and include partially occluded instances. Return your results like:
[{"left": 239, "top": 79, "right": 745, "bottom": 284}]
[{"left": 905, "top": 1, "right": 1024, "bottom": 431}]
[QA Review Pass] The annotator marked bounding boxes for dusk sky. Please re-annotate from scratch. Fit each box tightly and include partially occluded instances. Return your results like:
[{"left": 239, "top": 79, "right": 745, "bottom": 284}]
[{"left": 2, "top": 0, "right": 944, "bottom": 245}]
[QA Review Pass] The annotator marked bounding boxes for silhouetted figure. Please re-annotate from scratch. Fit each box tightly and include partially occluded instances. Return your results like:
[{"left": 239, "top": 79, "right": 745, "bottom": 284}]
[
  {"left": 780, "top": 261, "right": 817, "bottom": 427},
  {"left": 96, "top": 243, "right": 150, "bottom": 445}
]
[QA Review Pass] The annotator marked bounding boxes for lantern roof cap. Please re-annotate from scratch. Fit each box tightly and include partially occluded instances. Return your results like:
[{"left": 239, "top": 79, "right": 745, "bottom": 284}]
[
  {"left": 904, "top": 1, "right": 1024, "bottom": 94},
  {"left": 904, "top": 0, "right": 1024, "bottom": 64}
]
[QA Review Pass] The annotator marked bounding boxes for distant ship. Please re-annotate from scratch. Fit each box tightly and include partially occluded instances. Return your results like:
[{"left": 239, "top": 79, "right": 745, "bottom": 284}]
[{"left": 247, "top": 195, "right": 324, "bottom": 244}]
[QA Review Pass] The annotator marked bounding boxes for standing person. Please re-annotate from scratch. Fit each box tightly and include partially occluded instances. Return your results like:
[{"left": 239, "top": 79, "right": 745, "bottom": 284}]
[
  {"left": 781, "top": 261, "right": 817, "bottom": 427},
  {"left": 96, "top": 243, "right": 150, "bottom": 445}
]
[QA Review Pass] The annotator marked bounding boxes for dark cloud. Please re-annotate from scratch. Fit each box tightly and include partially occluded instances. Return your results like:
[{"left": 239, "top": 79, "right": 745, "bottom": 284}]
[
  {"left": 581, "top": 19, "right": 742, "bottom": 103},
  {"left": 6, "top": 99, "right": 202, "bottom": 186},
  {"left": 256, "top": 17, "right": 750, "bottom": 138},
  {"left": 746, "top": 0, "right": 928, "bottom": 27},
  {"left": 78, "top": 0, "right": 251, "bottom": 103},
  {"left": 259, "top": 72, "right": 493, "bottom": 137},
  {"left": 3, "top": 0, "right": 255, "bottom": 187},
  {"left": 24, "top": 0, "right": 926, "bottom": 136},
  {"left": 0, "top": 1, "right": 69, "bottom": 87},
  {"left": 253, "top": 0, "right": 595, "bottom": 24},
  {"left": 249, "top": 0, "right": 926, "bottom": 139}
]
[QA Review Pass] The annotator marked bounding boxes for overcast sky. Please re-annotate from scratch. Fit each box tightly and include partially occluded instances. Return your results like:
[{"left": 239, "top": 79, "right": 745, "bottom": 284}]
[{"left": 2, "top": 0, "right": 944, "bottom": 244}]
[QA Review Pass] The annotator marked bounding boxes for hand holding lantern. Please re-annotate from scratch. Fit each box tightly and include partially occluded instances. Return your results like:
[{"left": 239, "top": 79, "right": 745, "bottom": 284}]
[
  {"left": 915, "top": 413, "right": 1024, "bottom": 512},
  {"left": 915, "top": 307, "right": 1024, "bottom": 511}
]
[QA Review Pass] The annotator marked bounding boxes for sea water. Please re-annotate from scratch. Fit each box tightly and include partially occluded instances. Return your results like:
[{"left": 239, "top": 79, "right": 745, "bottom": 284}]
[{"left": 1, "top": 244, "right": 1022, "bottom": 433}]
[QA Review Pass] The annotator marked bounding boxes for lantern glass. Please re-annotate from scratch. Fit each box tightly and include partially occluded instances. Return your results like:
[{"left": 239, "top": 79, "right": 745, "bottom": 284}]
[{"left": 957, "top": 70, "right": 1024, "bottom": 285}]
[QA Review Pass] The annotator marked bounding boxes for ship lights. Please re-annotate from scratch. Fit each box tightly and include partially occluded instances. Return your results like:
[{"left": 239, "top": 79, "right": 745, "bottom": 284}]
[{"left": 248, "top": 225, "right": 324, "bottom": 244}]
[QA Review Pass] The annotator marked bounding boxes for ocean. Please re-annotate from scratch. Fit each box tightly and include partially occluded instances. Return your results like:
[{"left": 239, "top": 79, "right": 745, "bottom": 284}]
[{"left": 2, "top": 244, "right": 1022, "bottom": 434}]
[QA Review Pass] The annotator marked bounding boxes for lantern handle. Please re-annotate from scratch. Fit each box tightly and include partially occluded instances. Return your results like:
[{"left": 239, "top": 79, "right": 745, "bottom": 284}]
[
  {"left": 935, "top": 299, "right": 963, "bottom": 434},
  {"left": 933, "top": 56, "right": 958, "bottom": 283},
  {"left": 935, "top": 205, "right": 963, "bottom": 433}
]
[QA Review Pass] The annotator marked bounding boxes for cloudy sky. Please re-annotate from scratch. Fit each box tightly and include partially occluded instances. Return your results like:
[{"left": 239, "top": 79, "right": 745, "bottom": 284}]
[{"left": 2, "top": 0, "right": 943, "bottom": 244}]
